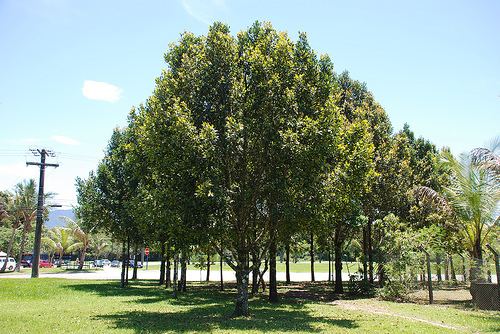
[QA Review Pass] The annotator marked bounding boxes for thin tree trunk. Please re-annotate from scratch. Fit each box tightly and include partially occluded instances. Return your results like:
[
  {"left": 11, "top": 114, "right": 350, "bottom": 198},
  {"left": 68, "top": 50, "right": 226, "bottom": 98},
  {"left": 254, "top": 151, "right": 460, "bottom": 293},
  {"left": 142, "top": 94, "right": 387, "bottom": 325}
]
[
  {"left": 334, "top": 234, "right": 343, "bottom": 293},
  {"left": 180, "top": 250, "right": 187, "bottom": 292},
  {"left": 206, "top": 253, "right": 210, "bottom": 282},
  {"left": 165, "top": 250, "right": 171, "bottom": 288},
  {"left": 285, "top": 242, "right": 290, "bottom": 284},
  {"left": 310, "top": 231, "right": 315, "bottom": 282},
  {"left": 362, "top": 226, "right": 368, "bottom": 282},
  {"left": 269, "top": 237, "right": 278, "bottom": 302},
  {"left": 367, "top": 221, "right": 373, "bottom": 283},
  {"left": 172, "top": 253, "right": 178, "bottom": 298},
  {"left": 444, "top": 255, "right": 450, "bottom": 282},
  {"left": 436, "top": 254, "right": 442, "bottom": 282},
  {"left": 328, "top": 247, "right": 331, "bottom": 282},
  {"left": 120, "top": 241, "right": 127, "bottom": 288},
  {"left": 449, "top": 255, "right": 457, "bottom": 282},
  {"left": 220, "top": 251, "right": 224, "bottom": 291},
  {"left": 16, "top": 226, "right": 29, "bottom": 272},
  {"left": 125, "top": 239, "right": 130, "bottom": 285},
  {"left": 259, "top": 259, "right": 269, "bottom": 292},
  {"left": 251, "top": 251, "right": 259, "bottom": 294},
  {"left": 159, "top": 242, "right": 166, "bottom": 285},
  {"left": 132, "top": 244, "right": 139, "bottom": 280}
]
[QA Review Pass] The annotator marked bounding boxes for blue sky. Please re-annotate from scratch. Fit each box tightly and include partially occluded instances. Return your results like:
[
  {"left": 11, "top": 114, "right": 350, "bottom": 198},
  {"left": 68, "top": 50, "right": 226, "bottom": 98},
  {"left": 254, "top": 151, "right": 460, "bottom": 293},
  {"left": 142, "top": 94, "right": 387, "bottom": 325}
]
[{"left": 0, "top": 0, "right": 499, "bottom": 207}]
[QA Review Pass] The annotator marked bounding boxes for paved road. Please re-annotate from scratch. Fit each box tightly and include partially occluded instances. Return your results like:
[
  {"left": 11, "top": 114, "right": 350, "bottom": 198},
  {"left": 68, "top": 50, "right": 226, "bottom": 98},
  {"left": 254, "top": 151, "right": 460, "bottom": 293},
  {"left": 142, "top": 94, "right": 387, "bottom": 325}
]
[
  {"left": 0, "top": 267, "right": 353, "bottom": 281},
  {"left": 1, "top": 267, "right": 494, "bottom": 283}
]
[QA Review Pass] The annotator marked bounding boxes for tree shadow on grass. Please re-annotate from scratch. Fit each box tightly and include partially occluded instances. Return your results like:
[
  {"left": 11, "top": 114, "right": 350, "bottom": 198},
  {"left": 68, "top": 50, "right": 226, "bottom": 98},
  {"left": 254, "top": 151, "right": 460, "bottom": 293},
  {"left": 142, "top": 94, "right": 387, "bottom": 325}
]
[
  {"left": 95, "top": 302, "right": 358, "bottom": 333},
  {"left": 65, "top": 281, "right": 358, "bottom": 332}
]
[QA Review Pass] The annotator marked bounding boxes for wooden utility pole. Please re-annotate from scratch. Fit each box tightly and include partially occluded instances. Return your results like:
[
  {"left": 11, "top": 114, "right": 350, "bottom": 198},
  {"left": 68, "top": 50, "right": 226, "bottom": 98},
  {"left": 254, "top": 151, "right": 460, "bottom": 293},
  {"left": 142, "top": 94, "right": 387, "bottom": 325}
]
[{"left": 26, "top": 149, "right": 58, "bottom": 278}]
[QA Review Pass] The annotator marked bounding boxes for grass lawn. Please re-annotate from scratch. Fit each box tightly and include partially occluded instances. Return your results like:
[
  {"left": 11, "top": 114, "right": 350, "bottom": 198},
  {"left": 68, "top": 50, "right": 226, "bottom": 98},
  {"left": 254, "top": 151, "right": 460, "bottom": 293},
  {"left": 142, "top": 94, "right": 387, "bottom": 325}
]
[
  {"left": 141, "top": 261, "right": 361, "bottom": 274},
  {"left": 0, "top": 279, "right": 498, "bottom": 333}
]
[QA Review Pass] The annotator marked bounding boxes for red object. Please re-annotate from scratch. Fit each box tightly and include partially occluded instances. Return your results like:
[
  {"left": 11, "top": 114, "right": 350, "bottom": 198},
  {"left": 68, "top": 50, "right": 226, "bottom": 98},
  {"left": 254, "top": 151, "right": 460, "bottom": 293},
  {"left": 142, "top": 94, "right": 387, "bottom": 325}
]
[
  {"left": 39, "top": 260, "right": 53, "bottom": 268},
  {"left": 145, "top": 248, "right": 150, "bottom": 256}
]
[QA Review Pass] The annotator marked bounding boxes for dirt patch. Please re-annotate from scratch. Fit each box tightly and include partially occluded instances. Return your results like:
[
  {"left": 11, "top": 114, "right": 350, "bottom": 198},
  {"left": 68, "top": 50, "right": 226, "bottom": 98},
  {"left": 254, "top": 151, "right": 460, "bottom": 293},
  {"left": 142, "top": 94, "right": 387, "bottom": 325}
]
[
  {"left": 331, "top": 299, "right": 468, "bottom": 332},
  {"left": 408, "top": 287, "right": 474, "bottom": 308}
]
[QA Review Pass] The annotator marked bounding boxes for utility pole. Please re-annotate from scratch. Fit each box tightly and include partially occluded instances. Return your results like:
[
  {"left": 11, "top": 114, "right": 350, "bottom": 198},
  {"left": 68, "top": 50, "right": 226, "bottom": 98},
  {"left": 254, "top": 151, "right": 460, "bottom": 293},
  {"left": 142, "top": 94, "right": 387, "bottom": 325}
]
[{"left": 26, "top": 149, "right": 59, "bottom": 278}]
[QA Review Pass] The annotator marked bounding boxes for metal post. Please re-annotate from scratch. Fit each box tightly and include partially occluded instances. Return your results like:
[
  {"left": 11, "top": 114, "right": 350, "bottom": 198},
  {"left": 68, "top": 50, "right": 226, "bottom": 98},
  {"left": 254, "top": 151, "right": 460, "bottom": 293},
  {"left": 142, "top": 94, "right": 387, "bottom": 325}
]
[
  {"left": 485, "top": 244, "right": 500, "bottom": 303},
  {"left": 420, "top": 246, "right": 433, "bottom": 304}
]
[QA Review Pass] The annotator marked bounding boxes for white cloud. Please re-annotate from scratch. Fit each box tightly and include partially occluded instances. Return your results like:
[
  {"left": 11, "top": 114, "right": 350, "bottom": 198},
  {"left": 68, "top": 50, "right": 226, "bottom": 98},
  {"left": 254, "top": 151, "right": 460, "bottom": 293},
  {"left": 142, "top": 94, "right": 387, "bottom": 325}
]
[
  {"left": 82, "top": 80, "right": 122, "bottom": 102},
  {"left": 181, "top": 0, "right": 227, "bottom": 25},
  {"left": 51, "top": 135, "right": 80, "bottom": 146}
]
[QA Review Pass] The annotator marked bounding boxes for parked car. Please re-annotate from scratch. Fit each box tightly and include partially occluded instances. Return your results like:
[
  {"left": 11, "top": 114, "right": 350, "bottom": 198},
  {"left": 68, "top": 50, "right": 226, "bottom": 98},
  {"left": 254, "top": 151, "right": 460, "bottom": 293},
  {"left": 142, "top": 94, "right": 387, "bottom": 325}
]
[
  {"left": 39, "top": 260, "right": 53, "bottom": 268},
  {"left": 0, "top": 257, "right": 17, "bottom": 271},
  {"left": 20, "top": 259, "right": 32, "bottom": 268},
  {"left": 93, "top": 259, "right": 103, "bottom": 267},
  {"left": 102, "top": 259, "right": 111, "bottom": 267},
  {"left": 129, "top": 260, "right": 143, "bottom": 268},
  {"left": 110, "top": 260, "right": 120, "bottom": 268}
]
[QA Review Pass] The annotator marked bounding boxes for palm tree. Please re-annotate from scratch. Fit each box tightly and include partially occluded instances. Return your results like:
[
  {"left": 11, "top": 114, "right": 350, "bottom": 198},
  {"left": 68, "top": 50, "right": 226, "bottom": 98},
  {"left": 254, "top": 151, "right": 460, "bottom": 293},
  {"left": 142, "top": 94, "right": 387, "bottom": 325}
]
[
  {"left": 89, "top": 233, "right": 111, "bottom": 260},
  {"left": 12, "top": 180, "right": 37, "bottom": 272},
  {"left": 61, "top": 217, "right": 94, "bottom": 270},
  {"left": 42, "top": 227, "right": 80, "bottom": 267},
  {"left": 417, "top": 148, "right": 499, "bottom": 281},
  {"left": 471, "top": 137, "right": 500, "bottom": 178}
]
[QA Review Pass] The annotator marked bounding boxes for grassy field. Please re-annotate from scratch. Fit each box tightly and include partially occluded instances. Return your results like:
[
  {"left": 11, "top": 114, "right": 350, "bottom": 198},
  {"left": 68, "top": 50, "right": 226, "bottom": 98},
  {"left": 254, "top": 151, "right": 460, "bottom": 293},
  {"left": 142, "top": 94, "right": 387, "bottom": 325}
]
[
  {"left": 0, "top": 279, "right": 498, "bottom": 333},
  {"left": 140, "top": 261, "right": 362, "bottom": 274}
]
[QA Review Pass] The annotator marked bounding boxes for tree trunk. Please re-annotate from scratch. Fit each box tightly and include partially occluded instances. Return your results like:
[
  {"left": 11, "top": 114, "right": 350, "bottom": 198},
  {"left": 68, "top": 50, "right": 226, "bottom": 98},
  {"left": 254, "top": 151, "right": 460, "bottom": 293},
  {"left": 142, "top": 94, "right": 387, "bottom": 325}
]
[
  {"left": 334, "top": 238, "right": 343, "bottom": 293},
  {"left": 362, "top": 226, "right": 368, "bottom": 282},
  {"left": 1, "top": 226, "right": 17, "bottom": 272},
  {"left": 259, "top": 259, "right": 269, "bottom": 292},
  {"left": 132, "top": 244, "right": 138, "bottom": 280},
  {"left": 367, "top": 221, "right": 373, "bottom": 283},
  {"left": 78, "top": 246, "right": 86, "bottom": 270},
  {"left": 436, "top": 254, "right": 442, "bottom": 282},
  {"left": 269, "top": 237, "right": 278, "bottom": 302},
  {"left": 120, "top": 241, "right": 127, "bottom": 288},
  {"left": 470, "top": 235, "right": 484, "bottom": 282},
  {"left": 179, "top": 250, "right": 187, "bottom": 292},
  {"left": 159, "top": 243, "right": 166, "bottom": 285},
  {"left": 251, "top": 251, "right": 259, "bottom": 294},
  {"left": 15, "top": 226, "right": 29, "bottom": 272},
  {"left": 220, "top": 251, "right": 224, "bottom": 291},
  {"left": 444, "top": 255, "right": 450, "bottom": 282},
  {"left": 125, "top": 239, "right": 130, "bottom": 285},
  {"left": 233, "top": 267, "right": 249, "bottom": 317},
  {"left": 449, "top": 255, "right": 457, "bottom": 282},
  {"left": 206, "top": 253, "right": 210, "bottom": 282},
  {"left": 328, "top": 248, "right": 331, "bottom": 282},
  {"left": 310, "top": 231, "right": 315, "bottom": 282},
  {"left": 379, "top": 264, "right": 386, "bottom": 287},
  {"left": 172, "top": 253, "right": 178, "bottom": 298},
  {"left": 285, "top": 242, "right": 290, "bottom": 284},
  {"left": 165, "top": 251, "right": 171, "bottom": 288}
]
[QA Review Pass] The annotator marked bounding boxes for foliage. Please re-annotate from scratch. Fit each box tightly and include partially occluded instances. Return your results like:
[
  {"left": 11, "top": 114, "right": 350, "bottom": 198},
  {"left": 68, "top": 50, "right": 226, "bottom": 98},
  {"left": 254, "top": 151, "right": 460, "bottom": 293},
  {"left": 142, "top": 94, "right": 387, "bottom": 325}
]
[{"left": 376, "top": 214, "right": 422, "bottom": 301}]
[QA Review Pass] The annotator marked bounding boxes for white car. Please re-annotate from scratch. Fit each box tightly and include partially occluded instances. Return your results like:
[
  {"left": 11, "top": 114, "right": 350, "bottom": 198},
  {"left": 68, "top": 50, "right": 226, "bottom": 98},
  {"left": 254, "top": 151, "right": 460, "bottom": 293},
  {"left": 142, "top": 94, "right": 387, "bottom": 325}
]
[{"left": 0, "top": 257, "right": 17, "bottom": 271}]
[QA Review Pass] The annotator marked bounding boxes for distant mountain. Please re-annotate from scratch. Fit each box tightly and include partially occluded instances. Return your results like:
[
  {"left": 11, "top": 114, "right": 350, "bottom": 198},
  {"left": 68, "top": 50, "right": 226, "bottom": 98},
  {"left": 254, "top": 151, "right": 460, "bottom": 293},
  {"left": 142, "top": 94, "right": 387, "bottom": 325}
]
[{"left": 46, "top": 209, "right": 76, "bottom": 228}]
